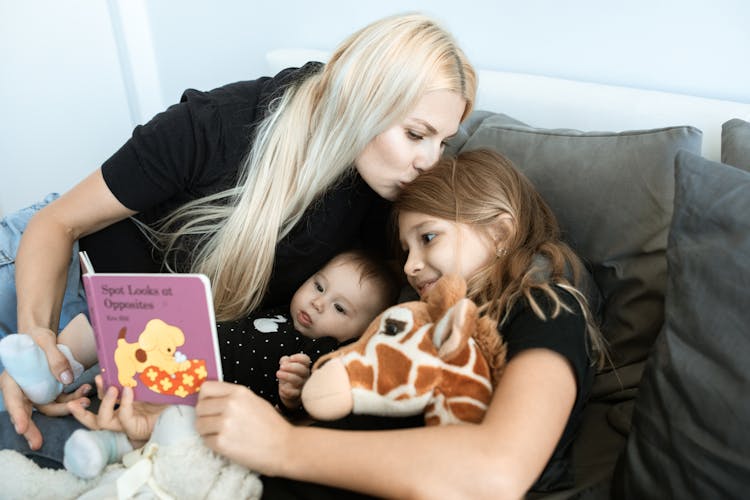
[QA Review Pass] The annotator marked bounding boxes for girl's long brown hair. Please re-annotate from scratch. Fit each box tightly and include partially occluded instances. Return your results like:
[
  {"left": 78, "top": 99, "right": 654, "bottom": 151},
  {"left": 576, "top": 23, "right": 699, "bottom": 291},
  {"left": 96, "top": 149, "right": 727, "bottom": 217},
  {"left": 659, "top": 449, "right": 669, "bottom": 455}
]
[{"left": 393, "top": 149, "right": 605, "bottom": 367}]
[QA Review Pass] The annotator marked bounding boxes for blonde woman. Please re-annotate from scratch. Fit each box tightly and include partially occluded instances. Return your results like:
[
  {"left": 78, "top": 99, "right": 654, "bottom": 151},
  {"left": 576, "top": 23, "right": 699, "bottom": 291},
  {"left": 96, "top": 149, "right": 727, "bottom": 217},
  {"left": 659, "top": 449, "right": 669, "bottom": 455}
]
[
  {"left": 189, "top": 149, "right": 605, "bottom": 498},
  {"left": 0, "top": 13, "right": 476, "bottom": 463}
]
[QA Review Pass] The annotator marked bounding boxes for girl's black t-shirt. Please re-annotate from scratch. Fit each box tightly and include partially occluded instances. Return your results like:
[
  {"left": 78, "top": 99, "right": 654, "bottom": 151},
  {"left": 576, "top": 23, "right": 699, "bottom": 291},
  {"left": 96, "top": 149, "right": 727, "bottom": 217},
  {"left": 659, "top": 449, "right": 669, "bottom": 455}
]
[
  {"left": 78, "top": 62, "right": 390, "bottom": 309},
  {"left": 501, "top": 286, "right": 595, "bottom": 491},
  {"left": 259, "top": 286, "right": 595, "bottom": 499}
]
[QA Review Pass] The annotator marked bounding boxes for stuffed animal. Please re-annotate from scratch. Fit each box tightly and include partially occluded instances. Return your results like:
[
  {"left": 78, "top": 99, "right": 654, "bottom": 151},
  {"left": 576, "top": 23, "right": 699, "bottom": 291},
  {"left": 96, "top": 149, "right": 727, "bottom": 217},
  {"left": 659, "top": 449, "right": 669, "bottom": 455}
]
[
  {"left": 302, "top": 274, "right": 506, "bottom": 425},
  {"left": 0, "top": 405, "right": 263, "bottom": 500}
]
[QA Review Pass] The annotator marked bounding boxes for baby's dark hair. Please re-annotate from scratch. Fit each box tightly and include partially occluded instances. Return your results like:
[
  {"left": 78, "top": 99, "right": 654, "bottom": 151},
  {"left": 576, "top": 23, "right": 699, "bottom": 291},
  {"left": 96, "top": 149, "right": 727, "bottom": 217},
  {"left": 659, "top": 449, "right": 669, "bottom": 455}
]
[{"left": 329, "top": 249, "right": 403, "bottom": 313}]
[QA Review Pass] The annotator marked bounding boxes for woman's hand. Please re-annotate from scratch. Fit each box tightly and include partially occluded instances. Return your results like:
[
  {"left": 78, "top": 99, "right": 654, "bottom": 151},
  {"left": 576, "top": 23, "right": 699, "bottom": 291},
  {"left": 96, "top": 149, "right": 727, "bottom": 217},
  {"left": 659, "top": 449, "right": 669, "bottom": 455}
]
[
  {"left": 0, "top": 370, "right": 91, "bottom": 450},
  {"left": 67, "top": 375, "right": 164, "bottom": 446},
  {"left": 196, "top": 381, "right": 292, "bottom": 476},
  {"left": 277, "top": 353, "right": 312, "bottom": 410},
  {"left": 26, "top": 325, "right": 74, "bottom": 385}
]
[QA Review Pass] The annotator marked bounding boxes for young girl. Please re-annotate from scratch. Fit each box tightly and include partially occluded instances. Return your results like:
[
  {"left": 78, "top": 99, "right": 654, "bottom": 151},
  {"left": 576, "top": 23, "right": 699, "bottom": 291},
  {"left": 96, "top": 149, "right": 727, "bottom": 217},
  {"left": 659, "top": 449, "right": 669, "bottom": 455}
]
[
  {"left": 185, "top": 149, "right": 605, "bottom": 498},
  {"left": 0, "top": 12, "right": 475, "bottom": 456}
]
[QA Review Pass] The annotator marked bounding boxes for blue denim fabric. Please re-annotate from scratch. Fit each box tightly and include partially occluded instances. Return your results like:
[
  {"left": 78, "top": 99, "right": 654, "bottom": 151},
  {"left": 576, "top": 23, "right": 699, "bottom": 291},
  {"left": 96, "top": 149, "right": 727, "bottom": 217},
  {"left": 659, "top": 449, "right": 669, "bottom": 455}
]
[
  {"left": 0, "top": 411, "right": 86, "bottom": 468},
  {"left": 0, "top": 193, "right": 88, "bottom": 340}
]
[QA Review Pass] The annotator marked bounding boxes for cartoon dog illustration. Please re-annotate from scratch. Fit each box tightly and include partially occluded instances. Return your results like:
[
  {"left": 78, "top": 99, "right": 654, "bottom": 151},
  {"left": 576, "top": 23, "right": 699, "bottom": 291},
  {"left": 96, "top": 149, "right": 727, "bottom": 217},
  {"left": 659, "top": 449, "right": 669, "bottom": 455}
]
[{"left": 114, "top": 318, "right": 192, "bottom": 388}]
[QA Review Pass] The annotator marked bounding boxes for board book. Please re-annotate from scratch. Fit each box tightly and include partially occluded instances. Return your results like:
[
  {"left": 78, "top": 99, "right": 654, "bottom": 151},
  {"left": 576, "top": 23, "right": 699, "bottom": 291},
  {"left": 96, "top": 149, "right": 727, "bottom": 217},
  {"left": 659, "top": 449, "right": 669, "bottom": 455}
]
[{"left": 79, "top": 251, "right": 223, "bottom": 405}]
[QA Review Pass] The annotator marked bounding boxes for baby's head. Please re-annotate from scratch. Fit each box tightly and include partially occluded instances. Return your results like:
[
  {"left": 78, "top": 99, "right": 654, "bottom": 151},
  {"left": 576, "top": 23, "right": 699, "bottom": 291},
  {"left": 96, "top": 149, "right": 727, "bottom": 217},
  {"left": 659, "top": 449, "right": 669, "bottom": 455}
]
[{"left": 290, "top": 250, "right": 401, "bottom": 343}]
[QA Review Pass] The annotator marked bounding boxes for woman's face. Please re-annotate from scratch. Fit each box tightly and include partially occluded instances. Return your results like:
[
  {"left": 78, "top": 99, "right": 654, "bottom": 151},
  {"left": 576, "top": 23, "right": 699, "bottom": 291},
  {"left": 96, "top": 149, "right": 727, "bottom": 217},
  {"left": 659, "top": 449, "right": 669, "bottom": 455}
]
[
  {"left": 398, "top": 210, "right": 497, "bottom": 297},
  {"left": 355, "top": 90, "right": 466, "bottom": 201}
]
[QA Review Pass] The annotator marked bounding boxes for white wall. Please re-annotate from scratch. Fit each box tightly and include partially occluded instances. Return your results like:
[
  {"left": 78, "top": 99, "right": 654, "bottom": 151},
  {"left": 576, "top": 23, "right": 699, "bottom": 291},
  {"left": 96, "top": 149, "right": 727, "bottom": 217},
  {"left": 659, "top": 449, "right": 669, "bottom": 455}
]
[
  {"left": 2, "top": 0, "right": 749, "bottom": 215},
  {"left": 0, "top": 1, "right": 133, "bottom": 215},
  {"left": 145, "top": 0, "right": 750, "bottom": 105}
]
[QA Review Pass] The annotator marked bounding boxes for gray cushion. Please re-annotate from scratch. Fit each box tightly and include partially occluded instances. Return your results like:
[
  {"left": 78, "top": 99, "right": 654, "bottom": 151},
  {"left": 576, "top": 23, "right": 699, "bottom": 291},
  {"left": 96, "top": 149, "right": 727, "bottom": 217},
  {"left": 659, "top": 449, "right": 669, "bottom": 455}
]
[
  {"left": 458, "top": 113, "right": 702, "bottom": 396},
  {"left": 443, "top": 111, "right": 516, "bottom": 156},
  {"left": 612, "top": 150, "right": 750, "bottom": 498},
  {"left": 721, "top": 118, "right": 750, "bottom": 171}
]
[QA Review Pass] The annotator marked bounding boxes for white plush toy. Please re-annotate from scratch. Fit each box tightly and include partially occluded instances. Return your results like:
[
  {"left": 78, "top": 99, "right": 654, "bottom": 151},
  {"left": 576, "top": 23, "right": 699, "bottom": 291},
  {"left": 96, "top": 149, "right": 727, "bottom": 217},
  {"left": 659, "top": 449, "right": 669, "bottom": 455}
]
[{"left": 0, "top": 405, "right": 263, "bottom": 500}]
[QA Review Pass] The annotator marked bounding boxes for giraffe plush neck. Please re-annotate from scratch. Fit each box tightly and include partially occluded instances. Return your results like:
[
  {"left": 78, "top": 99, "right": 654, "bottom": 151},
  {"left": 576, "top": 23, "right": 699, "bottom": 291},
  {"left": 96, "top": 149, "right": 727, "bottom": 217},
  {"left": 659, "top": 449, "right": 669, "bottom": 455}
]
[{"left": 302, "top": 275, "right": 506, "bottom": 425}]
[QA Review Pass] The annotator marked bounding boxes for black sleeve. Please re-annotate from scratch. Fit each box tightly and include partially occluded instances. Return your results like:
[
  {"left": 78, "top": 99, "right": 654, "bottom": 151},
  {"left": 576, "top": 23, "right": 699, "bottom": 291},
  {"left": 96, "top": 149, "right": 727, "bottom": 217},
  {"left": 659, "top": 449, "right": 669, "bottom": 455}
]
[
  {"left": 83, "top": 64, "right": 323, "bottom": 273},
  {"left": 501, "top": 287, "right": 591, "bottom": 399},
  {"left": 501, "top": 287, "right": 595, "bottom": 491},
  {"left": 100, "top": 63, "right": 323, "bottom": 216},
  {"left": 101, "top": 82, "right": 260, "bottom": 212}
]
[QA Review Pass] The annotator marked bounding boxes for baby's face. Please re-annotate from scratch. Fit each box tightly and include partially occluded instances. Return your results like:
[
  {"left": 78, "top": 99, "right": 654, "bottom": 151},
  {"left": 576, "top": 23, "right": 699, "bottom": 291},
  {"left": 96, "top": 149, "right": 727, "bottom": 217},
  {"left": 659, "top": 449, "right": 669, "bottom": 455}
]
[{"left": 290, "top": 260, "right": 382, "bottom": 343}]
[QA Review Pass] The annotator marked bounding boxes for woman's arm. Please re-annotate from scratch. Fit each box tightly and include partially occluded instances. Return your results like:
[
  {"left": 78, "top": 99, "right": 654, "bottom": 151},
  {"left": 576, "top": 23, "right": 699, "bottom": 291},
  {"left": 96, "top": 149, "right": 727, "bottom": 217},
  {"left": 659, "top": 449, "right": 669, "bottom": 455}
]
[
  {"left": 4, "top": 169, "right": 136, "bottom": 449},
  {"left": 15, "top": 169, "right": 136, "bottom": 376},
  {"left": 197, "top": 348, "right": 576, "bottom": 500}
]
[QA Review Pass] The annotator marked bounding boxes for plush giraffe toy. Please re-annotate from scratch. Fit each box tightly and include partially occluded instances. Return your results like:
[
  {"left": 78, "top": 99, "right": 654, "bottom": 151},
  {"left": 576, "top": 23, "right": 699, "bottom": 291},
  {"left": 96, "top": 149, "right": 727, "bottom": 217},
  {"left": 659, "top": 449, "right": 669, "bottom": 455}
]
[{"left": 302, "top": 275, "right": 507, "bottom": 425}]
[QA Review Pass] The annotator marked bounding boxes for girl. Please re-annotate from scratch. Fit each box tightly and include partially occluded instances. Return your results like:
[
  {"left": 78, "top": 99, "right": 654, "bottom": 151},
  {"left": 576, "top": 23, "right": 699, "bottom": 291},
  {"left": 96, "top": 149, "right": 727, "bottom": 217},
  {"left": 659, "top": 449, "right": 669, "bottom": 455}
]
[
  {"left": 191, "top": 149, "right": 605, "bottom": 498},
  {"left": 0, "top": 12, "right": 476, "bottom": 459}
]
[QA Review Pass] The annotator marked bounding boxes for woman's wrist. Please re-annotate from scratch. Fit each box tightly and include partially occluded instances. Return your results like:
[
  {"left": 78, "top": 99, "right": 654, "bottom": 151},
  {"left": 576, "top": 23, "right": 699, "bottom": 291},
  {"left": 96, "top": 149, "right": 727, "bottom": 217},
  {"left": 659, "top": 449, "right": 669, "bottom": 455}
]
[
  {"left": 269, "top": 417, "right": 300, "bottom": 478},
  {"left": 15, "top": 312, "right": 54, "bottom": 334}
]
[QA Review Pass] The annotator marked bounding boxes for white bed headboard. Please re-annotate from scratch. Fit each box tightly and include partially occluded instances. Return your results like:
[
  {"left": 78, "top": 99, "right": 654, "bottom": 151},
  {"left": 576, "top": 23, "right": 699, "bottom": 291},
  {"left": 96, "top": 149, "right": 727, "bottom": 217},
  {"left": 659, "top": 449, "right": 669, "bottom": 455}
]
[{"left": 267, "top": 49, "right": 750, "bottom": 162}]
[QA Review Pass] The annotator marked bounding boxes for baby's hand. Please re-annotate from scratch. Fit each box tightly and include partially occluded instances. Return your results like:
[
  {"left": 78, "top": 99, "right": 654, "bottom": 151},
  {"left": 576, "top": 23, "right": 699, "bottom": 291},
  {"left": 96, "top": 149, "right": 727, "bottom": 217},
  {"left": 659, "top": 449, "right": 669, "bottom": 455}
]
[
  {"left": 277, "top": 353, "right": 312, "bottom": 410},
  {"left": 68, "top": 375, "right": 165, "bottom": 447}
]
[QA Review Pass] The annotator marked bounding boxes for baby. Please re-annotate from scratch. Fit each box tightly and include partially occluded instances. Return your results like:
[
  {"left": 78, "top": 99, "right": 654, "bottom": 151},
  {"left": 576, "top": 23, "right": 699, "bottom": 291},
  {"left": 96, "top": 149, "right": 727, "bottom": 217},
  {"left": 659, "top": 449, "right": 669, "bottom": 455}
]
[
  {"left": 0, "top": 249, "right": 401, "bottom": 478},
  {"left": 218, "top": 249, "right": 401, "bottom": 412}
]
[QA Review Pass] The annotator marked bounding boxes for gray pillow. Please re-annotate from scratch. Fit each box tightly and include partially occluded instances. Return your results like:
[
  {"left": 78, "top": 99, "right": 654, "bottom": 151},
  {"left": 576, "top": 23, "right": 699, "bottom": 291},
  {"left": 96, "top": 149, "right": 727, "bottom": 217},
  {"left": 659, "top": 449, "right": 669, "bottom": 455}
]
[
  {"left": 612, "top": 150, "right": 750, "bottom": 498},
  {"left": 458, "top": 113, "right": 702, "bottom": 396},
  {"left": 721, "top": 118, "right": 750, "bottom": 171},
  {"left": 443, "top": 111, "right": 518, "bottom": 156}
]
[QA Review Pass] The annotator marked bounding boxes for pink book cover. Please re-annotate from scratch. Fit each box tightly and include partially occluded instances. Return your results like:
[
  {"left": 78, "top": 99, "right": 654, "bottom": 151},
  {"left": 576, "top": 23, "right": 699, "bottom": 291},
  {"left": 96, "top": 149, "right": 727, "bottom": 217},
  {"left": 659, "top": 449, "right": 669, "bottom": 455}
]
[{"left": 79, "top": 251, "right": 223, "bottom": 405}]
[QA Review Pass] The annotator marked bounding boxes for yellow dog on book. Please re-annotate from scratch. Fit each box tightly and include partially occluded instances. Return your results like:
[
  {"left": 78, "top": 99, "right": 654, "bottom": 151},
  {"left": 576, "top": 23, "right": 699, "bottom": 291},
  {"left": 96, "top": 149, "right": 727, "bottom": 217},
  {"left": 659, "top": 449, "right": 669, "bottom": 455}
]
[{"left": 114, "top": 318, "right": 191, "bottom": 388}]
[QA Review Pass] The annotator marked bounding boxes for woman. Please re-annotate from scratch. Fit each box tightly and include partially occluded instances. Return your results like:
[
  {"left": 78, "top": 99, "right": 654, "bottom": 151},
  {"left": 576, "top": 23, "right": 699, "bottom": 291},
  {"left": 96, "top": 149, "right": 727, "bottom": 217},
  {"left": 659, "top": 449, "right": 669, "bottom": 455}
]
[
  {"left": 190, "top": 150, "right": 605, "bottom": 498},
  {"left": 0, "top": 13, "right": 476, "bottom": 457}
]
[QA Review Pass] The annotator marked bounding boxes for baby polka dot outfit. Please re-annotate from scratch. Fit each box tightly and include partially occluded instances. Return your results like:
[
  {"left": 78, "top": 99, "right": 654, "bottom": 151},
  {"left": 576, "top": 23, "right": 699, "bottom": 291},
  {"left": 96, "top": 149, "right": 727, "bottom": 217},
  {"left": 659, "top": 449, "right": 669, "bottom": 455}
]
[{"left": 216, "top": 305, "right": 339, "bottom": 409}]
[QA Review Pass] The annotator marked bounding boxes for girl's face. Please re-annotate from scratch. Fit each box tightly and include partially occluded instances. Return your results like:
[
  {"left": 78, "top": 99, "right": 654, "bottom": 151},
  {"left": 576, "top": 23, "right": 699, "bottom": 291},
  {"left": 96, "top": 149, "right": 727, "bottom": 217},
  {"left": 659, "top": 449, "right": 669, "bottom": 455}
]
[
  {"left": 398, "top": 210, "right": 497, "bottom": 297},
  {"left": 355, "top": 90, "right": 465, "bottom": 201}
]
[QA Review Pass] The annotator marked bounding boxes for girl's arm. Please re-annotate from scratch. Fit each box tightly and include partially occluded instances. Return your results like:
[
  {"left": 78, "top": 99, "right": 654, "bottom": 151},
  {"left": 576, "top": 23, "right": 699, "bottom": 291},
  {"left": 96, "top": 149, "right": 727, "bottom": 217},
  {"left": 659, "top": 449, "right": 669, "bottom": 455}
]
[{"left": 196, "top": 348, "right": 576, "bottom": 499}]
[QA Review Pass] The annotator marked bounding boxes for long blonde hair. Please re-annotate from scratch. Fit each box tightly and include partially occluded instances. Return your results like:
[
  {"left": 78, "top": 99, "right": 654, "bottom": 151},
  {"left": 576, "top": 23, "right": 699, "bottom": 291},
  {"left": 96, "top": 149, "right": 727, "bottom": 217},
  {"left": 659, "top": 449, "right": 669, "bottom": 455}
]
[
  {"left": 151, "top": 14, "right": 476, "bottom": 321},
  {"left": 393, "top": 149, "right": 606, "bottom": 367}
]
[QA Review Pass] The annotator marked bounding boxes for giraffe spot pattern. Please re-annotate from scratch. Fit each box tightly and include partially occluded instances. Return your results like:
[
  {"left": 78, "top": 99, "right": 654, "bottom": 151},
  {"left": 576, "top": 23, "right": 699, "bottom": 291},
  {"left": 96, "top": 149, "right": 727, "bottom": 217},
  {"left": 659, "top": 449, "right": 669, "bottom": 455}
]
[{"left": 375, "top": 344, "right": 413, "bottom": 396}]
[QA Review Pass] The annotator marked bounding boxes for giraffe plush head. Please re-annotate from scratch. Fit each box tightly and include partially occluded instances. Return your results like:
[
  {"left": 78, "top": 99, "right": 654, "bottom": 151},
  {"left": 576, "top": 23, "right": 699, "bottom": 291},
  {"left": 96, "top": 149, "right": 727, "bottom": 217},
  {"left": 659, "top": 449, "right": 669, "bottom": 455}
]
[{"left": 301, "top": 275, "right": 506, "bottom": 425}]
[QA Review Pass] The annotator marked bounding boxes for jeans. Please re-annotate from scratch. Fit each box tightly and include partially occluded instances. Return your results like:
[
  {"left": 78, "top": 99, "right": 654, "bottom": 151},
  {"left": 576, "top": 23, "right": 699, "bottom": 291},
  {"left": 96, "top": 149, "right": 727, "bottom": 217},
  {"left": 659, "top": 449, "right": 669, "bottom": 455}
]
[{"left": 0, "top": 410, "right": 86, "bottom": 468}]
